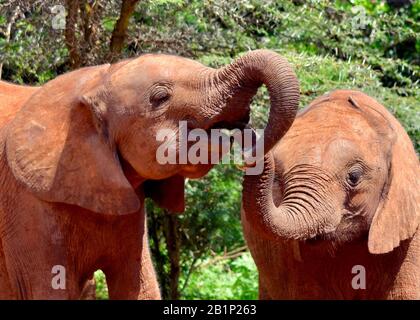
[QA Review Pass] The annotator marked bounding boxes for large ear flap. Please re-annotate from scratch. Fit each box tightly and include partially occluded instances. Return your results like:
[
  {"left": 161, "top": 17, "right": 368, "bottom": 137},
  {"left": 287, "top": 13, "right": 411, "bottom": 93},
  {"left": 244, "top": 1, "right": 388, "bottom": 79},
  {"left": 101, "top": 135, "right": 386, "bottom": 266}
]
[
  {"left": 144, "top": 175, "right": 185, "bottom": 213},
  {"left": 358, "top": 94, "right": 420, "bottom": 254},
  {"left": 6, "top": 72, "right": 140, "bottom": 215}
]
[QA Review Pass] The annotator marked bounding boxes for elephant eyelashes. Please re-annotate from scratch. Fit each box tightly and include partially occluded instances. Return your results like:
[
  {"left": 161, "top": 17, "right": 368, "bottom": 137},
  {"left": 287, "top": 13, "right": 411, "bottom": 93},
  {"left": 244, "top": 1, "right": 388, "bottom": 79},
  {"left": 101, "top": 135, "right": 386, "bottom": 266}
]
[{"left": 150, "top": 86, "right": 171, "bottom": 108}]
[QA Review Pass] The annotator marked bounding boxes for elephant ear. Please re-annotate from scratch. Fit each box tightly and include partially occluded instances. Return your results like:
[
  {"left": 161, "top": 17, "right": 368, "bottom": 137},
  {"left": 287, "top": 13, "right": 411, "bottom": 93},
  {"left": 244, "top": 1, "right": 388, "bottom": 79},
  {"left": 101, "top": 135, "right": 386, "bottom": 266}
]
[
  {"left": 357, "top": 94, "right": 420, "bottom": 254},
  {"left": 6, "top": 69, "right": 140, "bottom": 215},
  {"left": 144, "top": 175, "right": 185, "bottom": 213}
]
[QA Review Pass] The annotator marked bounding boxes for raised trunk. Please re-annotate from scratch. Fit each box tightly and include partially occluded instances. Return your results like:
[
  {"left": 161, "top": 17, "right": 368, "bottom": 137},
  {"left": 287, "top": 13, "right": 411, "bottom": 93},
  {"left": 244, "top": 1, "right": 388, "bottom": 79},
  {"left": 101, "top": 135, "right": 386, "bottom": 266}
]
[
  {"left": 208, "top": 50, "right": 300, "bottom": 158},
  {"left": 242, "top": 153, "right": 339, "bottom": 240}
]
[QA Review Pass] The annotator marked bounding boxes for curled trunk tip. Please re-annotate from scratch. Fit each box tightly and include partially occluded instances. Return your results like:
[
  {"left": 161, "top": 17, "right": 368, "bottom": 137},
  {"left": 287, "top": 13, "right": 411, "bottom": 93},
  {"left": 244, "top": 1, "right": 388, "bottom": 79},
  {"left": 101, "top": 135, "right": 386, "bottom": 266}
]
[{"left": 214, "top": 49, "right": 300, "bottom": 157}]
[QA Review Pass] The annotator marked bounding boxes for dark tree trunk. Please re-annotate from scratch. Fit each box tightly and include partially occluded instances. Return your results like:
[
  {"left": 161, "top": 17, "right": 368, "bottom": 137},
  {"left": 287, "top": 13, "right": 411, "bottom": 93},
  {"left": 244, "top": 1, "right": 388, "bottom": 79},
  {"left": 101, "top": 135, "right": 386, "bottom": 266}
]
[
  {"left": 148, "top": 207, "right": 170, "bottom": 298},
  {"left": 147, "top": 206, "right": 181, "bottom": 300},
  {"left": 65, "top": 0, "right": 81, "bottom": 69},
  {"left": 65, "top": 0, "right": 136, "bottom": 68},
  {"left": 163, "top": 211, "right": 181, "bottom": 300},
  {"left": 78, "top": 0, "right": 102, "bottom": 65},
  {"left": 65, "top": 0, "right": 104, "bottom": 69},
  {"left": 108, "top": 0, "right": 139, "bottom": 62}
]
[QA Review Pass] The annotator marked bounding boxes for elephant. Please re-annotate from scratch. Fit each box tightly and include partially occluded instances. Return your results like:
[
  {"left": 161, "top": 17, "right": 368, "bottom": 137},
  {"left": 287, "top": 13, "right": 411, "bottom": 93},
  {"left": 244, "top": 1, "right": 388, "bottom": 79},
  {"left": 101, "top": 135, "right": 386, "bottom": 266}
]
[
  {"left": 0, "top": 81, "right": 40, "bottom": 122},
  {"left": 0, "top": 81, "right": 97, "bottom": 299},
  {"left": 242, "top": 90, "right": 419, "bottom": 299},
  {"left": 0, "top": 49, "right": 300, "bottom": 299},
  {"left": 0, "top": 81, "right": 40, "bottom": 299}
]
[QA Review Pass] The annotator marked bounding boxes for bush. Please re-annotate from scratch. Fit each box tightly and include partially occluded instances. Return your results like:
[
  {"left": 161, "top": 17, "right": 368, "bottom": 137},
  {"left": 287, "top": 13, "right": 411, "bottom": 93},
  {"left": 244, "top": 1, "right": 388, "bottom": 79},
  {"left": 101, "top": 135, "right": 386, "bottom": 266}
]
[{"left": 181, "top": 252, "right": 258, "bottom": 300}]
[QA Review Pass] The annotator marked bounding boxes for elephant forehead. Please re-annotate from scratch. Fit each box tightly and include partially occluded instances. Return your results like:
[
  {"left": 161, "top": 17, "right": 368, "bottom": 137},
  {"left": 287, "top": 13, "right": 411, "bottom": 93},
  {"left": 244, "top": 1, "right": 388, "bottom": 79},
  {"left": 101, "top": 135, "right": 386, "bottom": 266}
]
[
  {"left": 110, "top": 54, "right": 207, "bottom": 86},
  {"left": 293, "top": 101, "right": 379, "bottom": 140},
  {"left": 275, "top": 137, "right": 357, "bottom": 173},
  {"left": 322, "top": 138, "right": 359, "bottom": 163},
  {"left": 276, "top": 119, "right": 379, "bottom": 169}
]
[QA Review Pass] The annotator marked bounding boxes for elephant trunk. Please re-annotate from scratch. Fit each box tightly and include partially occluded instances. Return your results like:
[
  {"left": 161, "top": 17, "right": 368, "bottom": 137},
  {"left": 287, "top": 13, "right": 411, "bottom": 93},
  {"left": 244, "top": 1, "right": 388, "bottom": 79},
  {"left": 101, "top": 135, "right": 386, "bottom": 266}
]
[
  {"left": 242, "top": 153, "right": 339, "bottom": 240},
  {"left": 207, "top": 49, "right": 300, "bottom": 156}
]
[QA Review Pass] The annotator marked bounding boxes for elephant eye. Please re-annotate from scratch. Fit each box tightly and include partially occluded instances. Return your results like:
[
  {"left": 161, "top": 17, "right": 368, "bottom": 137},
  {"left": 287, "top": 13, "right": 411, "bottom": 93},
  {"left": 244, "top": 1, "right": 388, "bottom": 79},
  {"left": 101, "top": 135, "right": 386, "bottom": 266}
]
[
  {"left": 150, "top": 86, "right": 171, "bottom": 107},
  {"left": 346, "top": 168, "right": 363, "bottom": 187}
]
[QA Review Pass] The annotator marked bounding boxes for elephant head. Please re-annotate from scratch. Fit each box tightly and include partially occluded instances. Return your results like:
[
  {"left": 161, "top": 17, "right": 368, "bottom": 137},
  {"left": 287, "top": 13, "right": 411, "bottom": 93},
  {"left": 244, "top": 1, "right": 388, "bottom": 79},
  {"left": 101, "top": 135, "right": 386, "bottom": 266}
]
[
  {"left": 6, "top": 50, "right": 299, "bottom": 215},
  {"left": 243, "top": 90, "right": 419, "bottom": 254}
]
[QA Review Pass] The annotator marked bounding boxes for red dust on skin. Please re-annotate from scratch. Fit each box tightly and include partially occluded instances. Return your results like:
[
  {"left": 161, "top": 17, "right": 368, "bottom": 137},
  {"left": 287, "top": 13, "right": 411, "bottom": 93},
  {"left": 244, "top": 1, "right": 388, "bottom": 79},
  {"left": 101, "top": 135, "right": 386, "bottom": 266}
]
[
  {"left": 0, "top": 50, "right": 299, "bottom": 299},
  {"left": 242, "top": 90, "right": 420, "bottom": 300}
]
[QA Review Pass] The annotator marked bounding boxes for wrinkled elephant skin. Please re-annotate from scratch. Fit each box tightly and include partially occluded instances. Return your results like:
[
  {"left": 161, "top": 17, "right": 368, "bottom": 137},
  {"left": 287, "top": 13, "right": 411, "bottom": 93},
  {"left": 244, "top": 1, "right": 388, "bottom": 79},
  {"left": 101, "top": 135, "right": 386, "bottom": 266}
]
[
  {"left": 242, "top": 90, "right": 419, "bottom": 299},
  {"left": 0, "top": 50, "right": 299, "bottom": 299}
]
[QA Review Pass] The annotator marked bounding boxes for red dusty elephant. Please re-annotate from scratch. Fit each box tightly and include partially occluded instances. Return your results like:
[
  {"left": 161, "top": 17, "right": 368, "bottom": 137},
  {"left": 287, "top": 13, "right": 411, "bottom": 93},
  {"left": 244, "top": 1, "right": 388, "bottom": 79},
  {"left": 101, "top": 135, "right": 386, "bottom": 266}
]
[
  {"left": 0, "top": 81, "right": 40, "bottom": 299},
  {"left": 0, "top": 50, "right": 299, "bottom": 299},
  {"left": 0, "top": 81, "right": 97, "bottom": 299},
  {"left": 242, "top": 90, "right": 419, "bottom": 299}
]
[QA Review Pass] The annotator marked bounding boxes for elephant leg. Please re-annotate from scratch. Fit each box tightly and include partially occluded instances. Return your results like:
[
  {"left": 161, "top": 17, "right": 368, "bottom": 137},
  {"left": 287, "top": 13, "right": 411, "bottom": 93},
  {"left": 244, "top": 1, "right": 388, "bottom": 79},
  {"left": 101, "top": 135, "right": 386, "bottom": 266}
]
[
  {"left": 135, "top": 241, "right": 162, "bottom": 300},
  {"left": 0, "top": 238, "right": 15, "bottom": 299},
  {"left": 105, "top": 254, "right": 161, "bottom": 300},
  {"left": 79, "top": 277, "right": 97, "bottom": 300},
  {"left": 105, "top": 212, "right": 161, "bottom": 300},
  {"left": 258, "top": 277, "right": 271, "bottom": 300},
  {"left": 1, "top": 231, "right": 82, "bottom": 299}
]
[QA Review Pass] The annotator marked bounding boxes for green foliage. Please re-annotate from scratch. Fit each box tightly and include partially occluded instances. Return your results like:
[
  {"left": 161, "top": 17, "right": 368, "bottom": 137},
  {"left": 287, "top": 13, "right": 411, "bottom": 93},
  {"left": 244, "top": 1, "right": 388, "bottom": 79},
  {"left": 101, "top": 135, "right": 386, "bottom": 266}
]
[
  {"left": 0, "top": 5, "right": 67, "bottom": 84},
  {"left": 133, "top": 0, "right": 419, "bottom": 92},
  {"left": 94, "top": 270, "right": 109, "bottom": 300},
  {"left": 182, "top": 165, "right": 244, "bottom": 253},
  {"left": 102, "top": 17, "right": 117, "bottom": 32},
  {"left": 283, "top": 50, "right": 419, "bottom": 150},
  {"left": 131, "top": 0, "right": 419, "bottom": 149},
  {"left": 201, "top": 51, "right": 419, "bottom": 151},
  {"left": 147, "top": 164, "right": 245, "bottom": 299},
  {"left": 181, "top": 253, "right": 258, "bottom": 300}
]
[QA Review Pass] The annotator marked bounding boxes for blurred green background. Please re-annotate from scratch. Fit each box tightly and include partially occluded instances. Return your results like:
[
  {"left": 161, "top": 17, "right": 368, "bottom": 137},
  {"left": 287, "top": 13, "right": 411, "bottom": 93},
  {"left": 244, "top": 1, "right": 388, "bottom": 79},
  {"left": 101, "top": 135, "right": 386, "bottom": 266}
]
[{"left": 1, "top": 0, "right": 418, "bottom": 299}]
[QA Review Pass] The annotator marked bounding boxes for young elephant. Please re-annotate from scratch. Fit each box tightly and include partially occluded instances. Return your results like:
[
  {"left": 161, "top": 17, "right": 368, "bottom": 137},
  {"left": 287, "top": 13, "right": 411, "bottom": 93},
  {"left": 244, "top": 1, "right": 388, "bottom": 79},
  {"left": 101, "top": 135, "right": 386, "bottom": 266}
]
[
  {"left": 242, "top": 90, "right": 419, "bottom": 299},
  {"left": 0, "top": 81, "right": 40, "bottom": 120},
  {"left": 0, "top": 81, "right": 99, "bottom": 299},
  {"left": 0, "top": 50, "right": 299, "bottom": 299},
  {"left": 0, "top": 81, "right": 40, "bottom": 299}
]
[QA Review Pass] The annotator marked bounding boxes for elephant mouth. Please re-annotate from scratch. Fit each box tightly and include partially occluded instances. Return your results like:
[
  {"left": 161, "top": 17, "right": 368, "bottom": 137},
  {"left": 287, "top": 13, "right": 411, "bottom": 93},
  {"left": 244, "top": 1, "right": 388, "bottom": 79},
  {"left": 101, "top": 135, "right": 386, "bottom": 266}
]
[
  {"left": 208, "top": 119, "right": 249, "bottom": 131},
  {"left": 304, "top": 218, "right": 367, "bottom": 247},
  {"left": 306, "top": 232, "right": 336, "bottom": 243},
  {"left": 184, "top": 111, "right": 250, "bottom": 132}
]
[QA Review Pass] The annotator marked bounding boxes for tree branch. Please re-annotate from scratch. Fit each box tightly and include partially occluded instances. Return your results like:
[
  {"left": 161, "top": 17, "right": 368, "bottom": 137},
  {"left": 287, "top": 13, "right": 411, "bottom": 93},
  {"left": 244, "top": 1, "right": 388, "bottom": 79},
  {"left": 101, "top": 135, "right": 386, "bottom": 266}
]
[
  {"left": 180, "top": 256, "right": 199, "bottom": 294},
  {"left": 199, "top": 246, "right": 248, "bottom": 268},
  {"left": 108, "top": 0, "right": 139, "bottom": 62},
  {"left": 65, "top": 0, "right": 81, "bottom": 69},
  {"left": 179, "top": 246, "right": 249, "bottom": 295},
  {"left": 78, "top": 0, "right": 103, "bottom": 65},
  {"left": 163, "top": 210, "right": 181, "bottom": 299}
]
